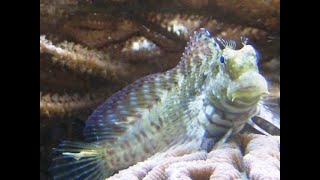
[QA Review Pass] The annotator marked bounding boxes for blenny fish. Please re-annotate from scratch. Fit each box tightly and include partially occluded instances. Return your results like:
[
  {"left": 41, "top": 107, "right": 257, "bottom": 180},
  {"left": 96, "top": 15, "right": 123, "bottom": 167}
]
[{"left": 50, "top": 28, "right": 280, "bottom": 179}]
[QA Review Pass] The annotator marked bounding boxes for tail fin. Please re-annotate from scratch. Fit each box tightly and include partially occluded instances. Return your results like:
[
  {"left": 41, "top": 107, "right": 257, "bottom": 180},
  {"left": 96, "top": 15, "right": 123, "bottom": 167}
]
[{"left": 49, "top": 141, "right": 109, "bottom": 180}]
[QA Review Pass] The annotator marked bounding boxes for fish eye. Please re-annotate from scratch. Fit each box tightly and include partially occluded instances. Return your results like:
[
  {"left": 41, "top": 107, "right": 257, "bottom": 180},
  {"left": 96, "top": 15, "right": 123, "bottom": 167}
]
[{"left": 220, "top": 56, "right": 225, "bottom": 64}]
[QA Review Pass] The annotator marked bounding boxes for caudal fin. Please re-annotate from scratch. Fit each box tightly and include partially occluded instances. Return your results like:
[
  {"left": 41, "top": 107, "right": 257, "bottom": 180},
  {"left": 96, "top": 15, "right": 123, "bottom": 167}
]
[{"left": 49, "top": 141, "right": 110, "bottom": 180}]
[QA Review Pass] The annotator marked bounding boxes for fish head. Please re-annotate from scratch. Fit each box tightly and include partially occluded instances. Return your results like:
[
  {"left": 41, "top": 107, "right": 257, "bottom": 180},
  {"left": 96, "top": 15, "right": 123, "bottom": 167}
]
[{"left": 217, "top": 43, "right": 269, "bottom": 106}]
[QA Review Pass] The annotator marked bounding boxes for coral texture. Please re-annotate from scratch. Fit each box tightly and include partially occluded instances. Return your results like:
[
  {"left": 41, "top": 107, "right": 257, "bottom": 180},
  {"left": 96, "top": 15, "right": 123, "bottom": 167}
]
[
  {"left": 241, "top": 134, "right": 280, "bottom": 180},
  {"left": 107, "top": 134, "right": 280, "bottom": 180}
]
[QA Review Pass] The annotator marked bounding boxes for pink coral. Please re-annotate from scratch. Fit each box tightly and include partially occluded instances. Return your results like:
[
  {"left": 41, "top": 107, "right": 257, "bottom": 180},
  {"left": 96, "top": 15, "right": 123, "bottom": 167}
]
[
  {"left": 241, "top": 134, "right": 280, "bottom": 180},
  {"left": 106, "top": 134, "right": 280, "bottom": 180}
]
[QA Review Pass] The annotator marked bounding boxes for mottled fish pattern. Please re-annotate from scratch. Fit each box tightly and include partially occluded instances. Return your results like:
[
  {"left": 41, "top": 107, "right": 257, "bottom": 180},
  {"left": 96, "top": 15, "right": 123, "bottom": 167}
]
[{"left": 50, "top": 28, "right": 279, "bottom": 180}]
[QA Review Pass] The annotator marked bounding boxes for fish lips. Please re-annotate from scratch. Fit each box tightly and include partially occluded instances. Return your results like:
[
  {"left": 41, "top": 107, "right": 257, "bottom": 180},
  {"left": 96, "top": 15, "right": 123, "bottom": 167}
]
[{"left": 227, "top": 71, "right": 269, "bottom": 104}]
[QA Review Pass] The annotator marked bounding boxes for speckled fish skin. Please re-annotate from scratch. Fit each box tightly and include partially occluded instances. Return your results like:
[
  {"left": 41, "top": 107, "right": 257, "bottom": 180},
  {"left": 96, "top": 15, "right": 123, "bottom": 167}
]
[
  {"left": 82, "top": 28, "right": 221, "bottom": 171},
  {"left": 50, "top": 28, "right": 270, "bottom": 179}
]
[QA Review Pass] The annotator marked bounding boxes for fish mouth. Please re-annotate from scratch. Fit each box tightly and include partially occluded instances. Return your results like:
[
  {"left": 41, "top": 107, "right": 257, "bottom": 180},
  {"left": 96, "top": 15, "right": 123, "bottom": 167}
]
[{"left": 227, "top": 71, "right": 269, "bottom": 104}]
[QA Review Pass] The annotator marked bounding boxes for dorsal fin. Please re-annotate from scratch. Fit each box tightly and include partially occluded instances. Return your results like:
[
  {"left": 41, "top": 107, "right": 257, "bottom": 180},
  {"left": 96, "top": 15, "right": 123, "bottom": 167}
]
[
  {"left": 176, "top": 28, "right": 222, "bottom": 94},
  {"left": 83, "top": 72, "right": 178, "bottom": 143},
  {"left": 178, "top": 28, "right": 221, "bottom": 73}
]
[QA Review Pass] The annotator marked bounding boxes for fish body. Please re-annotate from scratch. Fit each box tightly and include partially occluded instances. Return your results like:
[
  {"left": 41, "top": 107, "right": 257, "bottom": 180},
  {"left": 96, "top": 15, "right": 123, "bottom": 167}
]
[{"left": 50, "top": 28, "right": 277, "bottom": 179}]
